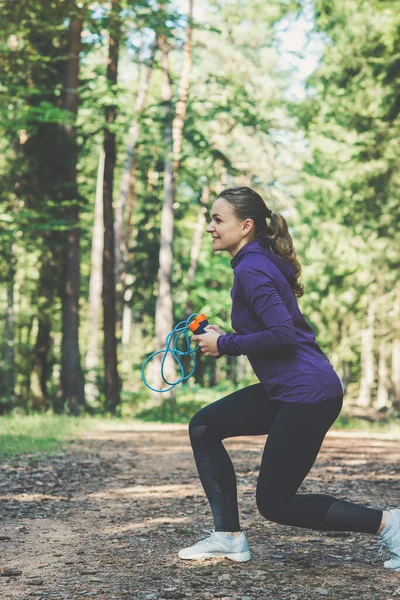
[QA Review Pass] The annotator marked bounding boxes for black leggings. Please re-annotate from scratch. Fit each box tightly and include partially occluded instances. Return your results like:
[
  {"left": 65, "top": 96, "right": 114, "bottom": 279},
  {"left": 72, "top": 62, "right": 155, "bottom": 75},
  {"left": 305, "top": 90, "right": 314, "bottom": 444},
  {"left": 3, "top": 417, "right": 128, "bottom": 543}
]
[{"left": 189, "top": 384, "right": 382, "bottom": 534}]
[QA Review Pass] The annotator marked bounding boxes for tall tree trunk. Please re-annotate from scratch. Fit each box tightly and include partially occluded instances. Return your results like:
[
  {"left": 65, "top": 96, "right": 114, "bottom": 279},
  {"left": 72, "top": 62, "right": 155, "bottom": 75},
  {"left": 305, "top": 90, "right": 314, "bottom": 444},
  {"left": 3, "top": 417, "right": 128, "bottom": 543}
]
[
  {"left": 391, "top": 281, "right": 400, "bottom": 407},
  {"left": 60, "top": 14, "right": 85, "bottom": 415},
  {"left": 357, "top": 304, "right": 375, "bottom": 407},
  {"left": 114, "top": 37, "right": 157, "bottom": 279},
  {"left": 122, "top": 159, "right": 138, "bottom": 270},
  {"left": 115, "top": 39, "right": 157, "bottom": 336},
  {"left": 376, "top": 336, "right": 390, "bottom": 410},
  {"left": 151, "top": 6, "right": 194, "bottom": 399},
  {"left": 214, "top": 355, "right": 223, "bottom": 385},
  {"left": 227, "top": 356, "right": 238, "bottom": 386},
  {"left": 120, "top": 160, "right": 138, "bottom": 346},
  {"left": 103, "top": 0, "right": 121, "bottom": 413},
  {"left": 1, "top": 241, "right": 16, "bottom": 412},
  {"left": 151, "top": 35, "right": 176, "bottom": 398},
  {"left": 172, "top": 0, "right": 193, "bottom": 173},
  {"left": 188, "top": 183, "right": 210, "bottom": 284},
  {"left": 85, "top": 150, "right": 105, "bottom": 403},
  {"left": 181, "top": 183, "right": 209, "bottom": 379},
  {"left": 32, "top": 254, "right": 55, "bottom": 410}
]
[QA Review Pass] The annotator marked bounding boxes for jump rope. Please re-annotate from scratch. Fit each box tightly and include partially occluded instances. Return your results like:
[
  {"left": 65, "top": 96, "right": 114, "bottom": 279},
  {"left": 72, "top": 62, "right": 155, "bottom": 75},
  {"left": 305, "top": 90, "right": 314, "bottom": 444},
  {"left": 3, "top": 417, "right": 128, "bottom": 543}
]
[{"left": 141, "top": 313, "right": 209, "bottom": 393}]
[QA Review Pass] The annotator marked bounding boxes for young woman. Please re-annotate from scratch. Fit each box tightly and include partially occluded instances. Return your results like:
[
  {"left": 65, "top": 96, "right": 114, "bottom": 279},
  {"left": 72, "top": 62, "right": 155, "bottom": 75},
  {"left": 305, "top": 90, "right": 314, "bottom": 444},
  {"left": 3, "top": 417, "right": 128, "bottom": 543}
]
[{"left": 178, "top": 186, "right": 399, "bottom": 569}]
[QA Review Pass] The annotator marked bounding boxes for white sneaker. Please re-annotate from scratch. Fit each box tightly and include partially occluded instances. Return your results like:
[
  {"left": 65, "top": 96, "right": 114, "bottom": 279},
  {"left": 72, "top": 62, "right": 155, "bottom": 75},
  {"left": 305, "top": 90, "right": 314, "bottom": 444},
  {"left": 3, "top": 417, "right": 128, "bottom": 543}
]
[
  {"left": 380, "top": 509, "right": 400, "bottom": 571},
  {"left": 178, "top": 530, "right": 251, "bottom": 562}
]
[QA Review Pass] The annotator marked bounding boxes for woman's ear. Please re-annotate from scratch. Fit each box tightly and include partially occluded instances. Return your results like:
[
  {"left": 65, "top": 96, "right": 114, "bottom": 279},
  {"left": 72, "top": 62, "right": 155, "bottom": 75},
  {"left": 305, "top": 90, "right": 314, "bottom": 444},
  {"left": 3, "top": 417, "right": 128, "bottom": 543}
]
[{"left": 243, "top": 218, "right": 255, "bottom": 236}]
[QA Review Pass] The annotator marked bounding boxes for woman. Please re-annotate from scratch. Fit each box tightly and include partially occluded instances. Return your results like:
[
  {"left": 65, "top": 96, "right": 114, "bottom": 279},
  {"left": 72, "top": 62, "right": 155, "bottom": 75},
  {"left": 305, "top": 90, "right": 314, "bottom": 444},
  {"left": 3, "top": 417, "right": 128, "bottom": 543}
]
[{"left": 178, "top": 186, "right": 399, "bottom": 569}]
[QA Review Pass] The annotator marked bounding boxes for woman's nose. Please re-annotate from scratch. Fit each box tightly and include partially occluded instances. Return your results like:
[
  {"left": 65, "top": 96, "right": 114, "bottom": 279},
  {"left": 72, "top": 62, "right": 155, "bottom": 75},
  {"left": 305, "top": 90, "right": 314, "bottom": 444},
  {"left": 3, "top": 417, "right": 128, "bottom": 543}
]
[{"left": 206, "top": 223, "right": 213, "bottom": 232}]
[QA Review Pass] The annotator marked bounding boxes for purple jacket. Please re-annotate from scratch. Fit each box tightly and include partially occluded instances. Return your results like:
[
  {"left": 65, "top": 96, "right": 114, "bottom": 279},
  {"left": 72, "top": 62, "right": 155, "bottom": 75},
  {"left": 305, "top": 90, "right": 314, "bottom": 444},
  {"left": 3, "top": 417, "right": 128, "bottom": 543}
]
[{"left": 216, "top": 239, "right": 343, "bottom": 404}]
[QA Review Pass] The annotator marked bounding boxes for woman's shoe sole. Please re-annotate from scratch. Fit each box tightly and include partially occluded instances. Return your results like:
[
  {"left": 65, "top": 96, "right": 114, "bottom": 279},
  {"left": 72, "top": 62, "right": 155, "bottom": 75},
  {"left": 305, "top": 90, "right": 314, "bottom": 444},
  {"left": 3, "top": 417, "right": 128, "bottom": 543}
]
[{"left": 178, "top": 550, "right": 251, "bottom": 562}]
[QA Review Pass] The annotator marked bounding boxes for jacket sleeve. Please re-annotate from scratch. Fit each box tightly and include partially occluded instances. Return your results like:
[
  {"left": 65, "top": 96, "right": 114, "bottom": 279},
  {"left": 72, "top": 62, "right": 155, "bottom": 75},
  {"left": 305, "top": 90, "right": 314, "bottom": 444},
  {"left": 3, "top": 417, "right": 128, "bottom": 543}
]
[{"left": 217, "top": 268, "right": 297, "bottom": 357}]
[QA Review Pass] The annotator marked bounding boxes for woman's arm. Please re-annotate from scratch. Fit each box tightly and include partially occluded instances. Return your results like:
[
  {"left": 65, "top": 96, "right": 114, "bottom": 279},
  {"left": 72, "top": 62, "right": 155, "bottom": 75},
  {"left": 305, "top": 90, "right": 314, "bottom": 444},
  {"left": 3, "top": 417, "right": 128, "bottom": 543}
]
[{"left": 217, "top": 268, "right": 297, "bottom": 357}]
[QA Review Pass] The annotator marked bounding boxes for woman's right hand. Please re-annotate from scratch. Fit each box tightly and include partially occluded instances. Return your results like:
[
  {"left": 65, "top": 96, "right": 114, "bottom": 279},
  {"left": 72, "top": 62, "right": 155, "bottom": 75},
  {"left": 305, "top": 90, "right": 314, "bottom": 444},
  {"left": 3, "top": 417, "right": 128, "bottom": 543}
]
[{"left": 205, "top": 324, "right": 225, "bottom": 335}]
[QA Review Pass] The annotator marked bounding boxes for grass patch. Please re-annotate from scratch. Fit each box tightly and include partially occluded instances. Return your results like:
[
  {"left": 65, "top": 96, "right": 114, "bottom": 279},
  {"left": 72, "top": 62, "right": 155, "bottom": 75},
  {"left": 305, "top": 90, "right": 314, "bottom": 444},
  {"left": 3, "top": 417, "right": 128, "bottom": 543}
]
[
  {"left": 333, "top": 412, "right": 400, "bottom": 435},
  {"left": 0, "top": 414, "right": 95, "bottom": 458},
  {"left": 136, "top": 398, "right": 205, "bottom": 423},
  {"left": 132, "top": 382, "right": 236, "bottom": 423}
]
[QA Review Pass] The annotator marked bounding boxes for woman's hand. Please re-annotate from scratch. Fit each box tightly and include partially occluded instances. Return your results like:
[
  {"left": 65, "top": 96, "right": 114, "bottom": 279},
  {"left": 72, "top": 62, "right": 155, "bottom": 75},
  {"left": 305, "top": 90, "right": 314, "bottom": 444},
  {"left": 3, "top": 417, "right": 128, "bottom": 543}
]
[
  {"left": 192, "top": 325, "right": 224, "bottom": 358},
  {"left": 205, "top": 324, "right": 225, "bottom": 335}
]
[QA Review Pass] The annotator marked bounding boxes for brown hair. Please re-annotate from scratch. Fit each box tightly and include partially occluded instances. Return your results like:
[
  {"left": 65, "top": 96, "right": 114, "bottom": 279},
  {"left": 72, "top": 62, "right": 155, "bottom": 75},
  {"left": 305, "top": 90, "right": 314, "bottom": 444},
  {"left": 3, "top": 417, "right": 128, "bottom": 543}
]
[{"left": 218, "top": 186, "right": 304, "bottom": 297}]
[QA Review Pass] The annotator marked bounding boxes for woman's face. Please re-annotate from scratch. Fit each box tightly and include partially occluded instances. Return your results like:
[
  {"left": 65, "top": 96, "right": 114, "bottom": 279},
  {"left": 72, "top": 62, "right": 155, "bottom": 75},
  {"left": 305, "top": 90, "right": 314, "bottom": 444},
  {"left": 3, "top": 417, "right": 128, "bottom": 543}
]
[{"left": 205, "top": 198, "right": 254, "bottom": 257}]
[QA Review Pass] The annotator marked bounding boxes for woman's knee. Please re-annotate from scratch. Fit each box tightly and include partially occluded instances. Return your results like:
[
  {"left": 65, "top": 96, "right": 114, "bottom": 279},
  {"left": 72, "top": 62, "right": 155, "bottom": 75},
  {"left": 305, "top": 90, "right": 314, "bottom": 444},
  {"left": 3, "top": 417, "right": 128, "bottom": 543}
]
[
  {"left": 188, "top": 409, "right": 211, "bottom": 444},
  {"left": 256, "top": 489, "right": 285, "bottom": 523}
]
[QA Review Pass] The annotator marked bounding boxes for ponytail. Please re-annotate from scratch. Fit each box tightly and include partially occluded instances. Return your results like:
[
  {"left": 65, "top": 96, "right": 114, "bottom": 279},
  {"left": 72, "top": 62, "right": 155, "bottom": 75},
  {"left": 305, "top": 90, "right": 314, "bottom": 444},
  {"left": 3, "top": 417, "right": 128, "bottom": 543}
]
[{"left": 259, "top": 211, "right": 304, "bottom": 298}]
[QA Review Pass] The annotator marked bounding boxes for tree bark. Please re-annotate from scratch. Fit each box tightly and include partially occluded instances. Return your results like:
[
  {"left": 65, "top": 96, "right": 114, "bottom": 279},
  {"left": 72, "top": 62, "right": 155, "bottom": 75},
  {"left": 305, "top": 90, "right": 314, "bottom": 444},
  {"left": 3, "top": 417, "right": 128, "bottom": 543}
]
[
  {"left": 120, "top": 161, "right": 138, "bottom": 346},
  {"left": 1, "top": 242, "right": 16, "bottom": 413},
  {"left": 181, "top": 184, "right": 209, "bottom": 379},
  {"left": 151, "top": 34, "right": 176, "bottom": 398},
  {"left": 376, "top": 336, "right": 390, "bottom": 410},
  {"left": 115, "top": 39, "right": 157, "bottom": 336},
  {"left": 60, "top": 14, "right": 85, "bottom": 415},
  {"left": 103, "top": 0, "right": 121, "bottom": 413},
  {"left": 357, "top": 304, "right": 375, "bottom": 407},
  {"left": 391, "top": 281, "right": 400, "bottom": 407},
  {"left": 188, "top": 183, "right": 210, "bottom": 284},
  {"left": 122, "top": 159, "right": 138, "bottom": 267},
  {"left": 151, "top": 5, "right": 194, "bottom": 399},
  {"left": 114, "top": 37, "right": 157, "bottom": 279},
  {"left": 172, "top": 0, "right": 193, "bottom": 173},
  {"left": 33, "top": 254, "right": 55, "bottom": 410},
  {"left": 85, "top": 149, "right": 105, "bottom": 403}
]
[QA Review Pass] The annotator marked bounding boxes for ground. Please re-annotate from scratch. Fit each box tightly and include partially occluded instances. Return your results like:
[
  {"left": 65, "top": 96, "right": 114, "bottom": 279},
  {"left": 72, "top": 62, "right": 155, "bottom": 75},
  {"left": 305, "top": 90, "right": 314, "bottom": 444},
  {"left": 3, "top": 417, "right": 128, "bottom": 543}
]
[{"left": 1, "top": 422, "right": 400, "bottom": 600}]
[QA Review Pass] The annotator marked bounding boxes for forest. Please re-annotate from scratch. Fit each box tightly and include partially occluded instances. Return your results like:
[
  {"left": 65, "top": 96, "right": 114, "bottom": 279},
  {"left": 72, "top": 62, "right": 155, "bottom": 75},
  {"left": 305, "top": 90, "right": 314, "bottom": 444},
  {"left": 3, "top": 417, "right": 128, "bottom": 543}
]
[{"left": 1, "top": 0, "right": 399, "bottom": 419}]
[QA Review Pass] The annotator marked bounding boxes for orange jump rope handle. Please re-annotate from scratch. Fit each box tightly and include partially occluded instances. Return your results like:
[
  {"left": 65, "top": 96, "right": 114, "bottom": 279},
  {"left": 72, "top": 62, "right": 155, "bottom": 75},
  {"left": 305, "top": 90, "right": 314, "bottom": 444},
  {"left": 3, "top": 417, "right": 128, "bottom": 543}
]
[{"left": 188, "top": 314, "right": 209, "bottom": 334}]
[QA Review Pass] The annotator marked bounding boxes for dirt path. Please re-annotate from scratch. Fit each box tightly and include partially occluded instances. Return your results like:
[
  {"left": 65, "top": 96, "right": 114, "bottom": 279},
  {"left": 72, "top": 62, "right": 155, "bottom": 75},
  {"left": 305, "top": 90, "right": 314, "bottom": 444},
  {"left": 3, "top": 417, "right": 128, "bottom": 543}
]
[{"left": 1, "top": 423, "right": 400, "bottom": 600}]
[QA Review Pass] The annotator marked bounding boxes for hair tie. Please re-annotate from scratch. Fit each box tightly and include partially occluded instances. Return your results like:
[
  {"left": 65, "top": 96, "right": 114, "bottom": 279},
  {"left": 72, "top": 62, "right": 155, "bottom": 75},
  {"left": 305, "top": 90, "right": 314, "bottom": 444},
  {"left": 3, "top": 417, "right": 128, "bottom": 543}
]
[{"left": 266, "top": 209, "right": 272, "bottom": 218}]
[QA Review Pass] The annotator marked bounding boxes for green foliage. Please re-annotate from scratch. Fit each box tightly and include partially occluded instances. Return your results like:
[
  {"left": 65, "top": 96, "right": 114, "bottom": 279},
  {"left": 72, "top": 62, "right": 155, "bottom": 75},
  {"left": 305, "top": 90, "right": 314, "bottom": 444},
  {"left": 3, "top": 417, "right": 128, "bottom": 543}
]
[
  {"left": 290, "top": 0, "right": 400, "bottom": 395},
  {"left": 1, "top": 0, "right": 399, "bottom": 417}
]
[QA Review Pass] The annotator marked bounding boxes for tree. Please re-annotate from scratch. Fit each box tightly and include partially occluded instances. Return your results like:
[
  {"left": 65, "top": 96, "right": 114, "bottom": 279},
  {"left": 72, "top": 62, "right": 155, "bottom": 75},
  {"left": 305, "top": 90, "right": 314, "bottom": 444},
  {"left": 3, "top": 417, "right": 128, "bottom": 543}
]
[
  {"left": 103, "top": 0, "right": 121, "bottom": 413},
  {"left": 294, "top": 0, "right": 400, "bottom": 407},
  {"left": 60, "top": 11, "right": 86, "bottom": 415}
]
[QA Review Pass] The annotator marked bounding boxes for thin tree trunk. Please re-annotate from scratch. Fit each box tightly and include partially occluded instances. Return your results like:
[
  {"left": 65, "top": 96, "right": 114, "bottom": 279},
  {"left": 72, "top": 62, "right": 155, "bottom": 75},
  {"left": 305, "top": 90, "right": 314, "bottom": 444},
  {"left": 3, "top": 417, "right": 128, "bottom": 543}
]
[
  {"left": 181, "top": 183, "right": 209, "bottom": 378},
  {"left": 123, "top": 160, "right": 138, "bottom": 266},
  {"left": 391, "top": 281, "right": 400, "bottom": 406},
  {"left": 33, "top": 255, "right": 55, "bottom": 410},
  {"left": 147, "top": 164, "right": 156, "bottom": 193},
  {"left": 338, "top": 321, "right": 349, "bottom": 394},
  {"left": 392, "top": 338, "right": 400, "bottom": 407},
  {"left": 188, "top": 184, "right": 210, "bottom": 283},
  {"left": 114, "top": 37, "right": 157, "bottom": 278},
  {"left": 117, "top": 58, "right": 150, "bottom": 333},
  {"left": 151, "top": 5, "right": 194, "bottom": 399},
  {"left": 121, "top": 298, "right": 133, "bottom": 346},
  {"left": 357, "top": 304, "right": 375, "bottom": 407},
  {"left": 151, "top": 35, "right": 176, "bottom": 398},
  {"left": 172, "top": 0, "right": 193, "bottom": 173},
  {"left": 215, "top": 355, "right": 222, "bottom": 385},
  {"left": 227, "top": 356, "right": 238, "bottom": 386},
  {"left": 1, "top": 242, "right": 16, "bottom": 412},
  {"left": 60, "top": 14, "right": 85, "bottom": 415},
  {"left": 120, "top": 164, "right": 138, "bottom": 346},
  {"left": 103, "top": 0, "right": 121, "bottom": 413},
  {"left": 376, "top": 336, "right": 390, "bottom": 410},
  {"left": 85, "top": 150, "right": 105, "bottom": 402}
]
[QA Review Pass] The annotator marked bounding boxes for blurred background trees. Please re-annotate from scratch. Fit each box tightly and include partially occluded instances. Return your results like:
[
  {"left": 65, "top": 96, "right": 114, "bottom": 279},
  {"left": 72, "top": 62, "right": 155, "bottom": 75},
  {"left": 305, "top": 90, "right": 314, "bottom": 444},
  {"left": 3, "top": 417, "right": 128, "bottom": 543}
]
[{"left": 0, "top": 0, "right": 398, "bottom": 417}]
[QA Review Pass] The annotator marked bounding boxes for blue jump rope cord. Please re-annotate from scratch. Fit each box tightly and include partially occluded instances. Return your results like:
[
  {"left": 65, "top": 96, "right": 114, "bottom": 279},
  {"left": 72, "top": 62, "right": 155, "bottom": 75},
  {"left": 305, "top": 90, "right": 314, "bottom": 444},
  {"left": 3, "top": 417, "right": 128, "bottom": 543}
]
[{"left": 141, "top": 313, "right": 205, "bottom": 393}]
